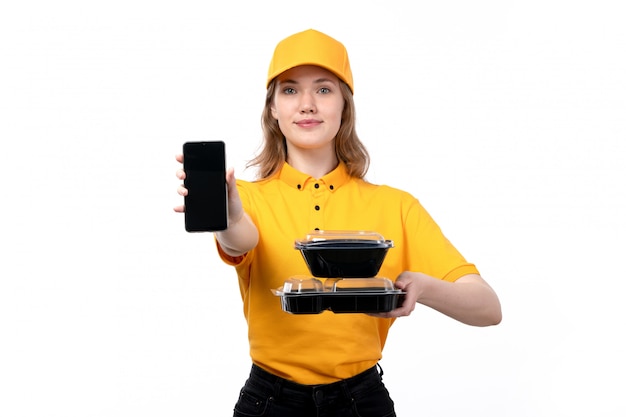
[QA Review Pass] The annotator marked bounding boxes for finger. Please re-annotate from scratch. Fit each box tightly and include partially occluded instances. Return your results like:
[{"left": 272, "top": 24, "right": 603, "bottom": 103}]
[
  {"left": 225, "top": 168, "right": 241, "bottom": 198},
  {"left": 177, "top": 185, "right": 188, "bottom": 196},
  {"left": 175, "top": 154, "right": 183, "bottom": 163},
  {"left": 173, "top": 205, "right": 185, "bottom": 213},
  {"left": 393, "top": 279, "right": 408, "bottom": 291},
  {"left": 225, "top": 167, "right": 236, "bottom": 184},
  {"left": 176, "top": 169, "right": 186, "bottom": 180}
]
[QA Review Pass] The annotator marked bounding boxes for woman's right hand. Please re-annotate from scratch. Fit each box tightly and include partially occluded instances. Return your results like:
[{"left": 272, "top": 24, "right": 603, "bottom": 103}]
[
  {"left": 174, "top": 154, "right": 250, "bottom": 245},
  {"left": 223, "top": 166, "right": 245, "bottom": 226},
  {"left": 174, "top": 153, "right": 187, "bottom": 213},
  {"left": 173, "top": 154, "right": 246, "bottom": 231}
]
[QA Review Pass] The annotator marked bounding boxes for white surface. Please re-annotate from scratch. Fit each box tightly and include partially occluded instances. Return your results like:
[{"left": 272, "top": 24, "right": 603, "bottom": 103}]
[{"left": 1, "top": 1, "right": 624, "bottom": 416}]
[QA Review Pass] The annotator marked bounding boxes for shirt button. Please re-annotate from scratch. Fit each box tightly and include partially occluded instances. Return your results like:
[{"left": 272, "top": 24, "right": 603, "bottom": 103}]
[
  {"left": 315, "top": 390, "right": 324, "bottom": 402},
  {"left": 329, "top": 185, "right": 334, "bottom": 190},
  {"left": 297, "top": 184, "right": 301, "bottom": 189},
  {"left": 314, "top": 183, "right": 320, "bottom": 189},
  {"left": 314, "top": 205, "right": 320, "bottom": 211}
]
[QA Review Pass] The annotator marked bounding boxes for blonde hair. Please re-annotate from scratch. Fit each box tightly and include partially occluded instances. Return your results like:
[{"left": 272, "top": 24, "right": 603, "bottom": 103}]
[{"left": 247, "top": 80, "right": 370, "bottom": 179}]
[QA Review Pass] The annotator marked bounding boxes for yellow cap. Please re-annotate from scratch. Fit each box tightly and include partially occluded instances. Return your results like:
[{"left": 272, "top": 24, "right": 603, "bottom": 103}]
[{"left": 267, "top": 29, "right": 354, "bottom": 93}]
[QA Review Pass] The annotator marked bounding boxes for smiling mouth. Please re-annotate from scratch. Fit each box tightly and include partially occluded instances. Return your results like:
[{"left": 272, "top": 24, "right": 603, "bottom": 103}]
[{"left": 296, "top": 119, "right": 322, "bottom": 127}]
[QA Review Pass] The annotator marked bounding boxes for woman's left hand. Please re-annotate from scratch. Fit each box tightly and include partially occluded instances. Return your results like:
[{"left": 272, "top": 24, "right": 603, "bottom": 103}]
[
  {"left": 370, "top": 271, "right": 502, "bottom": 326},
  {"left": 369, "top": 271, "right": 422, "bottom": 318}
]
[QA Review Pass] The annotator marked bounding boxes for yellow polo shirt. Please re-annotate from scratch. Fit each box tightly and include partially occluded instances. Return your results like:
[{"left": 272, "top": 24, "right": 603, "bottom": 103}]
[{"left": 217, "top": 162, "right": 478, "bottom": 384}]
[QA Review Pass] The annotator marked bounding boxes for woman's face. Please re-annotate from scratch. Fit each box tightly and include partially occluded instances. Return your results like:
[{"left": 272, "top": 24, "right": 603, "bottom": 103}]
[{"left": 271, "top": 65, "right": 344, "bottom": 155}]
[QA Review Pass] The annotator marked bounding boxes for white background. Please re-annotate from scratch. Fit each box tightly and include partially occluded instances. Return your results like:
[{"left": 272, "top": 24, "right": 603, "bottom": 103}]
[{"left": 1, "top": 1, "right": 625, "bottom": 416}]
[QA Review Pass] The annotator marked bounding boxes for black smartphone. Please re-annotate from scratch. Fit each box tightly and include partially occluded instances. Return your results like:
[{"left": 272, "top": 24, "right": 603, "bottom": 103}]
[{"left": 182, "top": 141, "right": 228, "bottom": 232}]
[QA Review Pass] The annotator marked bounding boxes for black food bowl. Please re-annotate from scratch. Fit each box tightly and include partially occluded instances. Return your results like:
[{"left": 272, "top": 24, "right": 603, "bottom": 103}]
[
  {"left": 272, "top": 277, "right": 405, "bottom": 314},
  {"left": 295, "top": 231, "right": 393, "bottom": 278}
]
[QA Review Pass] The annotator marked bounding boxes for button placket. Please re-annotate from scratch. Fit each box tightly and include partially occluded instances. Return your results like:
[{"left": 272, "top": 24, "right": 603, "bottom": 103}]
[{"left": 310, "top": 182, "right": 325, "bottom": 230}]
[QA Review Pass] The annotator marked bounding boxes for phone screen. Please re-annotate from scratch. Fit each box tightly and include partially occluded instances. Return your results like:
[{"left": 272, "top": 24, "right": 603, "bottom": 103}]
[{"left": 183, "top": 141, "right": 228, "bottom": 232}]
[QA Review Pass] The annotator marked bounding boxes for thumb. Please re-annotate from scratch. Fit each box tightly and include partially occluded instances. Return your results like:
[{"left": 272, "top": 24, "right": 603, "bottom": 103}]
[{"left": 393, "top": 272, "right": 413, "bottom": 290}]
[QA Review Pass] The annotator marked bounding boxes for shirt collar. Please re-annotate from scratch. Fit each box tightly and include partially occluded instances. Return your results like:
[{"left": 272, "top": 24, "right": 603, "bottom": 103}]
[{"left": 277, "top": 161, "right": 351, "bottom": 192}]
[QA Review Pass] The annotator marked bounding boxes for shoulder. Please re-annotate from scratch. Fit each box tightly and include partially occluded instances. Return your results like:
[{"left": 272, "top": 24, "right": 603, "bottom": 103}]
[
  {"left": 343, "top": 179, "right": 426, "bottom": 220},
  {"left": 355, "top": 178, "right": 418, "bottom": 202}
]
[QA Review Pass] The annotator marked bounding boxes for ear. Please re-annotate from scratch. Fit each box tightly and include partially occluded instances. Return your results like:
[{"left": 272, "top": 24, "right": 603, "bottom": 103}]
[{"left": 270, "top": 105, "right": 278, "bottom": 120}]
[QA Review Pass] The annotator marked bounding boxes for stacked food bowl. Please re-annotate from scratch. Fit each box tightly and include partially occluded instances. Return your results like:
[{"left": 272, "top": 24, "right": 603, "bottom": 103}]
[{"left": 272, "top": 231, "right": 405, "bottom": 314}]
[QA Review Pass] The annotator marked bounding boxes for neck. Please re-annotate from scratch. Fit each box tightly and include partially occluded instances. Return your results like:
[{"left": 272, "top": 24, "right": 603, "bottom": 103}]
[{"left": 286, "top": 146, "right": 338, "bottom": 179}]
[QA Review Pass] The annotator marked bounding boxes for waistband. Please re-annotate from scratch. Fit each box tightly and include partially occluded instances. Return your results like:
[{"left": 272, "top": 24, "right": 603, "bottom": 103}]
[{"left": 249, "top": 363, "right": 383, "bottom": 404}]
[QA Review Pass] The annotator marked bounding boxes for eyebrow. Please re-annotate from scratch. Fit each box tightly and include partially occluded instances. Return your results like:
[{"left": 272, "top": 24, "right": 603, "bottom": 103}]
[{"left": 280, "top": 77, "right": 338, "bottom": 85}]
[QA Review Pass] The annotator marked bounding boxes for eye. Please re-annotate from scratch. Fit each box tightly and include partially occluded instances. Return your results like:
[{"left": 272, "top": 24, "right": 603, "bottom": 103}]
[
  {"left": 318, "top": 87, "right": 331, "bottom": 94},
  {"left": 282, "top": 87, "right": 296, "bottom": 94}
]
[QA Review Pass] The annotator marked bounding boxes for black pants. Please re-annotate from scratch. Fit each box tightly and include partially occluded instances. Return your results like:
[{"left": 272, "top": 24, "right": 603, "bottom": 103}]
[{"left": 233, "top": 363, "right": 396, "bottom": 417}]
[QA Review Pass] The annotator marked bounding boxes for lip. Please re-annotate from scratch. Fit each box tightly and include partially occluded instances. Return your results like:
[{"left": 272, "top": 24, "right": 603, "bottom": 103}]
[{"left": 295, "top": 119, "right": 322, "bottom": 128}]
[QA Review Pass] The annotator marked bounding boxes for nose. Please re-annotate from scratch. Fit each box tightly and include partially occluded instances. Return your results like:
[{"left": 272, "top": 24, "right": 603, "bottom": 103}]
[{"left": 299, "top": 92, "right": 316, "bottom": 113}]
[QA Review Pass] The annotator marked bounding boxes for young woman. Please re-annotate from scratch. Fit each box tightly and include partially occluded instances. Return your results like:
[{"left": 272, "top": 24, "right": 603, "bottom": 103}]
[{"left": 175, "top": 28, "right": 502, "bottom": 417}]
